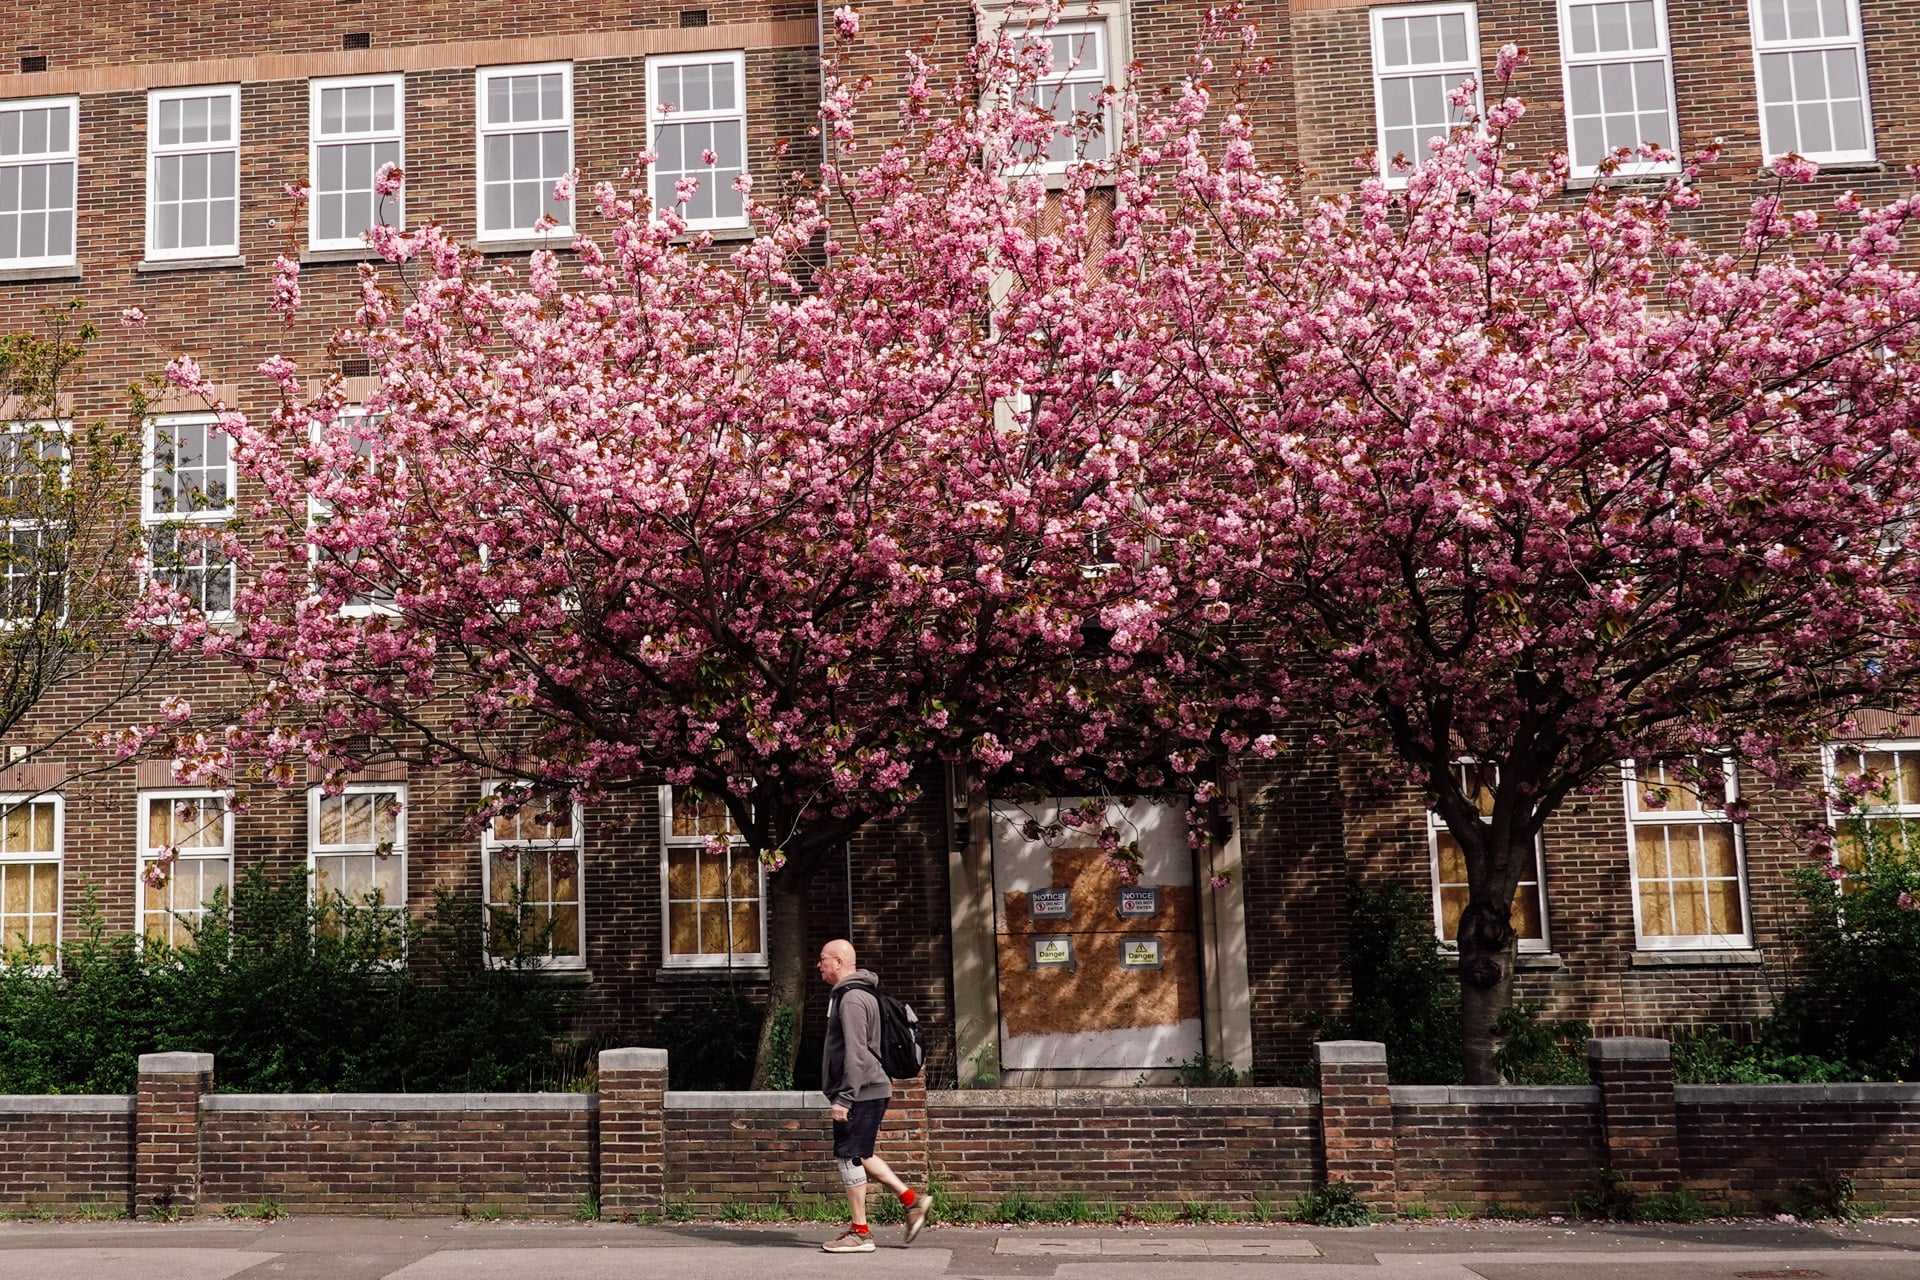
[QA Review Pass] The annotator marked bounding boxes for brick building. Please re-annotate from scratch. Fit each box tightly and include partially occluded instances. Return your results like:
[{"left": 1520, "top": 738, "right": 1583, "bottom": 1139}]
[{"left": 0, "top": 0, "right": 1915, "bottom": 1088}]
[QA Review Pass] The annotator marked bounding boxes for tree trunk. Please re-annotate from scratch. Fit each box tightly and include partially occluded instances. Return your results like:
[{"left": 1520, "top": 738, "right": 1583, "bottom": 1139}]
[
  {"left": 750, "top": 867, "right": 814, "bottom": 1090},
  {"left": 1457, "top": 902, "right": 1518, "bottom": 1084}
]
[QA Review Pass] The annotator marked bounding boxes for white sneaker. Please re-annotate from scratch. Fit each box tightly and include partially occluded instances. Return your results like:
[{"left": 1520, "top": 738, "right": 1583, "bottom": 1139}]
[
  {"left": 903, "top": 1198, "right": 930, "bottom": 1244},
  {"left": 822, "top": 1229, "right": 876, "bottom": 1253}
]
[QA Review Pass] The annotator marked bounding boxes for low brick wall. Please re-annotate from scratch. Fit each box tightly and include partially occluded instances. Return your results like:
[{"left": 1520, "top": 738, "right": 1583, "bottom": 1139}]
[
  {"left": 200, "top": 1093, "right": 596, "bottom": 1216},
  {"left": 927, "top": 1087, "right": 1319, "bottom": 1204},
  {"left": 0, "top": 1096, "right": 133, "bottom": 1211},
  {"left": 1677, "top": 1084, "right": 1920, "bottom": 1212},
  {"left": 665, "top": 1091, "right": 841, "bottom": 1208},
  {"left": 13, "top": 1043, "right": 1920, "bottom": 1219},
  {"left": 1391, "top": 1086, "right": 1603, "bottom": 1209}
]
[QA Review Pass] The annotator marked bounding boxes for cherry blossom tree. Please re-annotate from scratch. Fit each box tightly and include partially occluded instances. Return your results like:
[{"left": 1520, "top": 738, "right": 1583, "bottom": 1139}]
[
  {"left": 1165, "top": 50, "right": 1920, "bottom": 1082},
  {"left": 135, "top": 16, "right": 1247, "bottom": 1085}
]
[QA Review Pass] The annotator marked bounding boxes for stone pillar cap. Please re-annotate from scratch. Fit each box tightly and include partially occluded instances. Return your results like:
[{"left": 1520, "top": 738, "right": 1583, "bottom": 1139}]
[
  {"left": 599, "top": 1047, "right": 669, "bottom": 1072},
  {"left": 1588, "top": 1037, "right": 1671, "bottom": 1061},
  {"left": 1313, "top": 1040, "right": 1389, "bottom": 1065},
  {"left": 139, "top": 1051, "right": 214, "bottom": 1074}
]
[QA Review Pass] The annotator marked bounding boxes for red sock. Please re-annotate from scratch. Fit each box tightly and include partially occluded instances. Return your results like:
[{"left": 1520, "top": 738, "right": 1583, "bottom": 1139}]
[
  {"left": 900, "top": 1189, "right": 917, "bottom": 1208},
  {"left": 852, "top": 1223, "right": 870, "bottom": 1235}
]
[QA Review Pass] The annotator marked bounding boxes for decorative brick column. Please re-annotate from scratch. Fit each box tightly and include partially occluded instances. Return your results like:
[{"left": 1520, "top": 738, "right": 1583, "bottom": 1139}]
[
  {"left": 1314, "top": 1040, "right": 1396, "bottom": 1205},
  {"left": 1588, "top": 1037, "right": 1679, "bottom": 1195},
  {"left": 598, "top": 1047, "right": 668, "bottom": 1220},
  {"left": 134, "top": 1051, "right": 212, "bottom": 1218}
]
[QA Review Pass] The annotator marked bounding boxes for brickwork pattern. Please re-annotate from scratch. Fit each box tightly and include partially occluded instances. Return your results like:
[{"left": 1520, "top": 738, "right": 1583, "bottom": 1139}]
[
  {"left": 1677, "top": 1088, "right": 1920, "bottom": 1212},
  {"left": 1589, "top": 1039, "right": 1681, "bottom": 1194},
  {"left": 0, "top": 1101, "right": 132, "bottom": 1212},
  {"left": 1392, "top": 1091, "right": 1602, "bottom": 1209},
  {"left": 1315, "top": 1043, "right": 1396, "bottom": 1202},
  {"left": 201, "top": 1100, "right": 594, "bottom": 1216},
  {"left": 925, "top": 1088, "right": 1317, "bottom": 1202}
]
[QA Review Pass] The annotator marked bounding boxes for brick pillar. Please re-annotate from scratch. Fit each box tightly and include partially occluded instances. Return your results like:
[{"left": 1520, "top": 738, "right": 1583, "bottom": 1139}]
[
  {"left": 1588, "top": 1037, "right": 1679, "bottom": 1195},
  {"left": 134, "top": 1051, "right": 212, "bottom": 1218},
  {"left": 1314, "top": 1040, "right": 1396, "bottom": 1206},
  {"left": 598, "top": 1047, "right": 668, "bottom": 1221}
]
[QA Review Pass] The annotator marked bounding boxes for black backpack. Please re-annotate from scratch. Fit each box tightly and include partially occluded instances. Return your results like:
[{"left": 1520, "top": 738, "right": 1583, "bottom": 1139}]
[{"left": 839, "top": 980, "right": 926, "bottom": 1080}]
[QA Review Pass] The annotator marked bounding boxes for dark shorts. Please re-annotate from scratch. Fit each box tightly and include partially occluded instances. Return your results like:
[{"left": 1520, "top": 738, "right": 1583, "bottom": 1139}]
[{"left": 833, "top": 1097, "right": 889, "bottom": 1160}]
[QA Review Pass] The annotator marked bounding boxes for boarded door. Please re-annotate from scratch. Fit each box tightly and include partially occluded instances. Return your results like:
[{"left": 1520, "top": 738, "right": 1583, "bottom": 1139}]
[{"left": 989, "top": 797, "right": 1204, "bottom": 1073}]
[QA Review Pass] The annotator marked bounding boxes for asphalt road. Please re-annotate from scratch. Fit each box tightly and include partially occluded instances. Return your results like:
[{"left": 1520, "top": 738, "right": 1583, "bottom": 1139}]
[{"left": 2, "top": 1218, "right": 1918, "bottom": 1280}]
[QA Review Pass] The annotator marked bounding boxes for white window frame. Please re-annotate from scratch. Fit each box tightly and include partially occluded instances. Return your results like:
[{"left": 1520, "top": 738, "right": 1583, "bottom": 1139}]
[
  {"left": 479, "top": 781, "right": 586, "bottom": 969},
  {"left": 0, "top": 792, "right": 62, "bottom": 969},
  {"left": 1025, "top": 18, "right": 1116, "bottom": 173},
  {"left": 1822, "top": 739, "right": 1920, "bottom": 871},
  {"left": 141, "top": 414, "right": 237, "bottom": 622},
  {"left": 145, "top": 84, "right": 241, "bottom": 261},
  {"left": 308, "top": 782, "right": 408, "bottom": 955},
  {"left": 660, "top": 784, "right": 768, "bottom": 968},
  {"left": 1426, "top": 761, "right": 1551, "bottom": 954},
  {"left": 1370, "top": 3, "right": 1482, "bottom": 187},
  {"left": 0, "top": 419, "right": 70, "bottom": 629},
  {"left": 474, "top": 62, "right": 573, "bottom": 243},
  {"left": 308, "top": 73, "right": 405, "bottom": 251},
  {"left": 1557, "top": 0, "right": 1681, "bottom": 179},
  {"left": 645, "top": 50, "right": 750, "bottom": 232},
  {"left": 0, "top": 95, "right": 78, "bottom": 269},
  {"left": 136, "top": 789, "right": 233, "bottom": 950},
  {"left": 307, "top": 408, "right": 396, "bottom": 617},
  {"left": 1749, "top": 0, "right": 1875, "bottom": 166},
  {"left": 1623, "top": 758, "right": 1752, "bottom": 950}
]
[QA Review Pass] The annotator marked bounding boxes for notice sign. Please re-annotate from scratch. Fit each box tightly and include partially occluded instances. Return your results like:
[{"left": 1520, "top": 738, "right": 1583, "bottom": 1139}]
[
  {"left": 1117, "top": 886, "right": 1160, "bottom": 918},
  {"left": 1120, "top": 938, "right": 1164, "bottom": 969},
  {"left": 1030, "top": 887, "right": 1071, "bottom": 919},
  {"left": 1031, "top": 936, "right": 1074, "bottom": 968}
]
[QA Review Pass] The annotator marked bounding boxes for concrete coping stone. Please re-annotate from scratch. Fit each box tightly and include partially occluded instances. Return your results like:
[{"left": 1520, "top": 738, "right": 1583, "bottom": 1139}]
[
  {"left": 139, "top": 1051, "right": 214, "bottom": 1074},
  {"left": 1313, "top": 1040, "right": 1389, "bottom": 1065},
  {"left": 598, "top": 1047, "right": 669, "bottom": 1073},
  {"left": 666, "top": 1090, "right": 820, "bottom": 1110},
  {"left": 928, "top": 1087, "right": 1317, "bottom": 1109},
  {"left": 0, "top": 1094, "right": 135, "bottom": 1114},
  {"left": 1587, "top": 1037, "right": 1671, "bottom": 1061},
  {"left": 1392, "top": 1085, "right": 1600, "bottom": 1106},
  {"left": 203, "top": 1092, "right": 594, "bottom": 1113},
  {"left": 1675, "top": 1083, "right": 1920, "bottom": 1104}
]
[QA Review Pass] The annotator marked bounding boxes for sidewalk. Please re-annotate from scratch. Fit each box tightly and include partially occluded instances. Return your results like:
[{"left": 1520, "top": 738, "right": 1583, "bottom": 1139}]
[{"left": 2, "top": 1217, "right": 1920, "bottom": 1280}]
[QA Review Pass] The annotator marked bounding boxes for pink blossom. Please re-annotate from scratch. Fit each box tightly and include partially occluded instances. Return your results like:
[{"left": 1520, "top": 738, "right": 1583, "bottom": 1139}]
[
  {"left": 119, "top": 306, "right": 148, "bottom": 329},
  {"left": 374, "top": 163, "right": 404, "bottom": 197},
  {"left": 833, "top": 5, "right": 860, "bottom": 39},
  {"left": 1899, "top": 891, "right": 1917, "bottom": 911}
]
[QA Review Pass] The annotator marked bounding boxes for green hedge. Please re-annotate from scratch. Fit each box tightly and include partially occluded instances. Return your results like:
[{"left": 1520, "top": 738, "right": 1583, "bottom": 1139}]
[{"left": 0, "top": 866, "right": 580, "bottom": 1094}]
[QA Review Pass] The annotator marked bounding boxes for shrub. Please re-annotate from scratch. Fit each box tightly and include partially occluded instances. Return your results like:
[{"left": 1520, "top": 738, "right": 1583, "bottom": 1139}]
[
  {"left": 0, "top": 867, "right": 577, "bottom": 1093},
  {"left": 1492, "top": 1003, "right": 1590, "bottom": 1085},
  {"left": 1762, "top": 812, "right": 1920, "bottom": 1081},
  {"left": 1303, "top": 881, "right": 1463, "bottom": 1084}
]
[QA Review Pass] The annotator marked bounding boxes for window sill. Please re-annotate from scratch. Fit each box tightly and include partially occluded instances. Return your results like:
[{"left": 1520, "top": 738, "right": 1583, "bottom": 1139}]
[
  {"left": 0, "top": 263, "right": 82, "bottom": 284},
  {"left": 137, "top": 255, "right": 247, "bottom": 274},
  {"left": 484, "top": 960, "right": 591, "bottom": 981},
  {"left": 657, "top": 961, "right": 770, "bottom": 979},
  {"left": 1562, "top": 170, "right": 1682, "bottom": 193},
  {"left": 676, "top": 224, "right": 757, "bottom": 244},
  {"left": 1764, "top": 159, "right": 1881, "bottom": 176},
  {"left": 1515, "top": 952, "right": 1565, "bottom": 971},
  {"left": 473, "top": 235, "right": 575, "bottom": 255},
  {"left": 300, "top": 246, "right": 387, "bottom": 265},
  {"left": 1629, "top": 949, "right": 1762, "bottom": 969}
]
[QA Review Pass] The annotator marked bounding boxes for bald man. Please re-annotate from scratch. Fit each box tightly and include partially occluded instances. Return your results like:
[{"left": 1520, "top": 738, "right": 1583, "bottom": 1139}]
[{"left": 816, "top": 938, "right": 929, "bottom": 1252}]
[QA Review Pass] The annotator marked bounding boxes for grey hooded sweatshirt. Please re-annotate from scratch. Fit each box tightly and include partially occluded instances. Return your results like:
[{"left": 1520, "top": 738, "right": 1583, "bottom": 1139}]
[{"left": 822, "top": 968, "right": 893, "bottom": 1107}]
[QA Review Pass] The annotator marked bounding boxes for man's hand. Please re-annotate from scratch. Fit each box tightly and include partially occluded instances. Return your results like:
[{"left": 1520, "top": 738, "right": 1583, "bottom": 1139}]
[{"left": 830, "top": 1103, "right": 850, "bottom": 1121}]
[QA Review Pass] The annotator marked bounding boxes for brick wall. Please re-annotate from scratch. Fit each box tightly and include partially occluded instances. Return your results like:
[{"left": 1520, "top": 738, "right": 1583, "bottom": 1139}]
[
  {"left": 0, "top": 1096, "right": 133, "bottom": 1211},
  {"left": 199, "top": 1095, "right": 595, "bottom": 1216},
  {"left": 9, "top": 1041, "right": 1920, "bottom": 1217},
  {"left": 1392, "top": 1086, "right": 1602, "bottom": 1209},
  {"left": 926, "top": 1087, "right": 1318, "bottom": 1202},
  {"left": 1678, "top": 1085, "right": 1920, "bottom": 1213}
]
